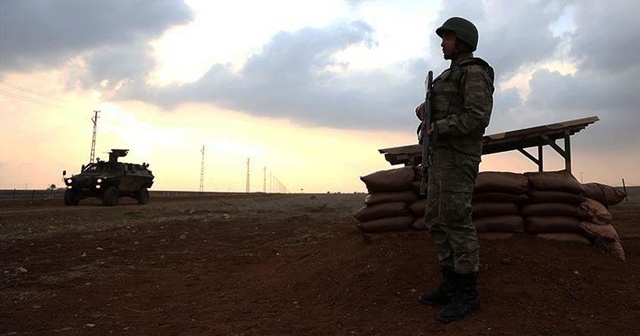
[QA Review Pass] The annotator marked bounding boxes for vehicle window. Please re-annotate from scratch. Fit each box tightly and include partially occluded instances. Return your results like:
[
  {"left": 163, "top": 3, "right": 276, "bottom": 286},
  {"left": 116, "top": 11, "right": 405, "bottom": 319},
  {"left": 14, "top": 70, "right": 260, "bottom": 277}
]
[{"left": 83, "top": 164, "right": 103, "bottom": 172}]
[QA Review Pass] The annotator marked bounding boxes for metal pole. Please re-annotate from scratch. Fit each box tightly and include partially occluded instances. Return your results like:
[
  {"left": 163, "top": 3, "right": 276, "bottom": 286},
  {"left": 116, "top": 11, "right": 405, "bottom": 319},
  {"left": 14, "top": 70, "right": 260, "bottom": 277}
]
[
  {"left": 199, "top": 145, "right": 205, "bottom": 192},
  {"left": 90, "top": 110, "right": 100, "bottom": 163}
]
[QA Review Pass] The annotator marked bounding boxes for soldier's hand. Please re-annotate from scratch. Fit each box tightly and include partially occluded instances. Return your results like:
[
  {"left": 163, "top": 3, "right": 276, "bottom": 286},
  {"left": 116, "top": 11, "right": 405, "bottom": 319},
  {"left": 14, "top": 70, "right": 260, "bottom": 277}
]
[
  {"left": 418, "top": 122, "right": 435, "bottom": 141},
  {"left": 427, "top": 122, "right": 435, "bottom": 136},
  {"left": 415, "top": 102, "right": 426, "bottom": 120}
]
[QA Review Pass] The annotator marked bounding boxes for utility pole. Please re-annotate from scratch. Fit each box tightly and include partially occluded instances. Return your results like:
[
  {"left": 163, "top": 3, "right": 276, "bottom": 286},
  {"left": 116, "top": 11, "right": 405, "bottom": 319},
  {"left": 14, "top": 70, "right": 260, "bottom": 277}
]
[
  {"left": 263, "top": 166, "right": 267, "bottom": 193},
  {"left": 199, "top": 145, "right": 205, "bottom": 192},
  {"left": 246, "top": 158, "right": 250, "bottom": 193},
  {"left": 89, "top": 110, "right": 100, "bottom": 163}
]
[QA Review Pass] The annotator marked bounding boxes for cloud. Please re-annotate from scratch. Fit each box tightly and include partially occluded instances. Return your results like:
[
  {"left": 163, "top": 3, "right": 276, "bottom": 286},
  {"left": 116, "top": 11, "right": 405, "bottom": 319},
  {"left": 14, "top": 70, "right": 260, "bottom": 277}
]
[
  {"left": 114, "top": 0, "right": 640, "bottom": 144},
  {"left": 3, "top": 0, "right": 639, "bottom": 150},
  {"left": 429, "top": 0, "right": 640, "bottom": 154},
  {"left": 513, "top": 1, "right": 640, "bottom": 151},
  {"left": 481, "top": 1, "right": 567, "bottom": 79},
  {"left": 488, "top": 87, "right": 523, "bottom": 132},
  {"left": 571, "top": 1, "right": 640, "bottom": 72},
  {"left": 123, "top": 20, "right": 427, "bottom": 131},
  {"left": 131, "top": 0, "right": 572, "bottom": 133},
  {"left": 523, "top": 66, "right": 640, "bottom": 150},
  {"left": 432, "top": 0, "right": 568, "bottom": 79},
  {"left": 0, "top": 0, "right": 192, "bottom": 75},
  {"left": 72, "top": 44, "right": 157, "bottom": 91}
]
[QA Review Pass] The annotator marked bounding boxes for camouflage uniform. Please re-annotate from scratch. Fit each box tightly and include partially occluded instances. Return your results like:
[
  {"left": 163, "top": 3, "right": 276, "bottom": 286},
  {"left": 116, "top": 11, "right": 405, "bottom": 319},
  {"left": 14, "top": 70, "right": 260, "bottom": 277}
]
[{"left": 425, "top": 53, "right": 495, "bottom": 274}]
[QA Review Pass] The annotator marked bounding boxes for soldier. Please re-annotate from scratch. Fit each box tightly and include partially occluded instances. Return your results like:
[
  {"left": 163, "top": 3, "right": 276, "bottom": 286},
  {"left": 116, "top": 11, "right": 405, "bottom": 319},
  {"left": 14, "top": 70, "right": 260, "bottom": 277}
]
[{"left": 415, "top": 17, "right": 494, "bottom": 323}]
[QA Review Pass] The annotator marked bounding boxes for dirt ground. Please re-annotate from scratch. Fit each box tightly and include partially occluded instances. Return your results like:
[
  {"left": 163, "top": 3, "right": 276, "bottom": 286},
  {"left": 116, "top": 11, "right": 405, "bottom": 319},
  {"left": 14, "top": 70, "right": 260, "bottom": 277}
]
[{"left": 1, "top": 192, "right": 639, "bottom": 336}]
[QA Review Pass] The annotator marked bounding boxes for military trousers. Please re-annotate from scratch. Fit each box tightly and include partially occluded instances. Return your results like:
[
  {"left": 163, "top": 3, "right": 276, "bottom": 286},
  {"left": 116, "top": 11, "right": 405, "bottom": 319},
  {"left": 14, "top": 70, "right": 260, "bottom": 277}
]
[{"left": 425, "top": 147, "right": 480, "bottom": 274}]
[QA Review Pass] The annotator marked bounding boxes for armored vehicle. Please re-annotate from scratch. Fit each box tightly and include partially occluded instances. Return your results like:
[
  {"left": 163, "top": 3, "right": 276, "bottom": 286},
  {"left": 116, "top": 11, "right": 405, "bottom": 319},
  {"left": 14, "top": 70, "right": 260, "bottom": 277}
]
[{"left": 63, "top": 149, "right": 154, "bottom": 206}]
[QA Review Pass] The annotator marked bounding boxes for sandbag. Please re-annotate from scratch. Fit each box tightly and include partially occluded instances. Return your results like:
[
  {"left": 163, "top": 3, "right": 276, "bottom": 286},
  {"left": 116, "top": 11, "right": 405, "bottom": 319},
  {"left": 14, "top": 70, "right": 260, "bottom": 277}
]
[
  {"left": 478, "top": 232, "right": 518, "bottom": 240},
  {"left": 472, "top": 192, "right": 529, "bottom": 204},
  {"left": 410, "top": 198, "right": 428, "bottom": 216},
  {"left": 579, "top": 198, "right": 613, "bottom": 225},
  {"left": 535, "top": 233, "right": 590, "bottom": 244},
  {"left": 357, "top": 215, "right": 414, "bottom": 233},
  {"left": 579, "top": 222, "right": 621, "bottom": 241},
  {"left": 364, "top": 190, "right": 418, "bottom": 205},
  {"left": 524, "top": 216, "right": 582, "bottom": 233},
  {"left": 525, "top": 170, "right": 583, "bottom": 194},
  {"left": 594, "top": 239, "right": 626, "bottom": 261},
  {"left": 412, "top": 181, "right": 423, "bottom": 195},
  {"left": 354, "top": 202, "right": 410, "bottom": 222},
  {"left": 474, "top": 171, "right": 529, "bottom": 194},
  {"left": 521, "top": 203, "right": 582, "bottom": 218},
  {"left": 581, "top": 183, "right": 627, "bottom": 206},
  {"left": 360, "top": 166, "right": 415, "bottom": 193},
  {"left": 412, "top": 216, "right": 428, "bottom": 231},
  {"left": 580, "top": 221, "right": 625, "bottom": 260},
  {"left": 472, "top": 215, "right": 525, "bottom": 233},
  {"left": 527, "top": 190, "right": 586, "bottom": 205},
  {"left": 472, "top": 202, "right": 520, "bottom": 218}
]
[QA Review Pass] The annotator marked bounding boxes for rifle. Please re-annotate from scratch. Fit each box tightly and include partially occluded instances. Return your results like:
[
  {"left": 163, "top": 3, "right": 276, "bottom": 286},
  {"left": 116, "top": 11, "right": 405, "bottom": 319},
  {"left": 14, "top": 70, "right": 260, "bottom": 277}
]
[{"left": 419, "top": 70, "right": 433, "bottom": 198}]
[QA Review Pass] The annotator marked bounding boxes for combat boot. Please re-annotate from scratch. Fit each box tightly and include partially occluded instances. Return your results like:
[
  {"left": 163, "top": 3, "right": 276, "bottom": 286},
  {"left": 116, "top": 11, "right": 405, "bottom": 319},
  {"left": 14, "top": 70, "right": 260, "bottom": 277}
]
[
  {"left": 437, "top": 272, "right": 480, "bottom": 323},
  {"left": 418, "top": 267, "right": 457, "bottom": 306}
]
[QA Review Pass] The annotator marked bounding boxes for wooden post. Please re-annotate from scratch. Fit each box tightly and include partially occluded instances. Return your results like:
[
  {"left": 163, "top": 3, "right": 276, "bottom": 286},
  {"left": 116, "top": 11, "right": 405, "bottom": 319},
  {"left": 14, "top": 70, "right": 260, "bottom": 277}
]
[
  {"left": 537, "top": 145, "right": 543, "bottom": 172},
  {"left": 564, "top": 130, "right": 572, "bottom": 173}
]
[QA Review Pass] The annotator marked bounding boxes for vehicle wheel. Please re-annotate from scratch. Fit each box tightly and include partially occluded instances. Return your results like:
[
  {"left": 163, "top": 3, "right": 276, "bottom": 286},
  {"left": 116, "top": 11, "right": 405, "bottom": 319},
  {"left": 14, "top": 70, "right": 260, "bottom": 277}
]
[
  {"left": 102, "top": 186, "right": 119, "bottom": 206},
  {"left": 64, "top": 189, "right": 78, "bottom": 206},
  {"left": 136, "top": 188, "right": 149, "bottom": 205}
]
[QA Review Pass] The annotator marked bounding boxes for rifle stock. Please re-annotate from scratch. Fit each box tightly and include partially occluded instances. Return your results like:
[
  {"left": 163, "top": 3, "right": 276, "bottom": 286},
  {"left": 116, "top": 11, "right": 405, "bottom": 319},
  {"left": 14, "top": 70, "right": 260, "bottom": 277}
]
[{"left": 419, "top": 70, "right": 433, "bottom": 198}]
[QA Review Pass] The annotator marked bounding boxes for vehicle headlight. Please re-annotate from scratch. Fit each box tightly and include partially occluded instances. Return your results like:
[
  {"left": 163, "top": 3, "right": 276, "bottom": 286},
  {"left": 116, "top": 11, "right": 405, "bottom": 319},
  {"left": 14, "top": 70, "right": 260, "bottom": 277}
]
[
  {"left": 97, "top": 178, "right": 102, "bottom": 183},
  {"left": 66, "top": 178, "right": 73, "bottom": 184},
  {"left": 96, "top": 185, "right": 101, "bottom": 189}
]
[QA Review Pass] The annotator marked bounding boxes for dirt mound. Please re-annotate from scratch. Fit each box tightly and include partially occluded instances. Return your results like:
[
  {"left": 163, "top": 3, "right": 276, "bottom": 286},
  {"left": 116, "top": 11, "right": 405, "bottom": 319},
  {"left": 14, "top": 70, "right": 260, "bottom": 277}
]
[{"left": 1, "top": 193, "right": 639, "bottom": 335}]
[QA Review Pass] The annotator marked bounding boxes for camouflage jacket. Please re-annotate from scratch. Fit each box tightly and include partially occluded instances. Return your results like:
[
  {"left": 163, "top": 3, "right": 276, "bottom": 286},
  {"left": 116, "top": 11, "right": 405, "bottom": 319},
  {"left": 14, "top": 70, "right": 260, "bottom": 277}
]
[{"left": 432, "top": 53, "right": 494, "bottom": 160}]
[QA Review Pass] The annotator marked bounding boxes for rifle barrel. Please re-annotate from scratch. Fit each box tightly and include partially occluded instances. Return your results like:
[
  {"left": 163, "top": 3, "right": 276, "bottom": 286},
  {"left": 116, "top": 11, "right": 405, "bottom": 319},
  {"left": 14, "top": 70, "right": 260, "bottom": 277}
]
[{"left": 419, "top": 70, "right": 433, "bottom": 198}]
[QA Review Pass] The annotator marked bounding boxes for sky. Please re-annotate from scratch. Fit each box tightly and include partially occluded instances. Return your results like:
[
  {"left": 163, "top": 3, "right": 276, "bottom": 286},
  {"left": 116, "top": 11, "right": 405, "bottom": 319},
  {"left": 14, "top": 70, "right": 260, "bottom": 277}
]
[{"left": 0, "top": 0, "right": 638, "bottom": 193}]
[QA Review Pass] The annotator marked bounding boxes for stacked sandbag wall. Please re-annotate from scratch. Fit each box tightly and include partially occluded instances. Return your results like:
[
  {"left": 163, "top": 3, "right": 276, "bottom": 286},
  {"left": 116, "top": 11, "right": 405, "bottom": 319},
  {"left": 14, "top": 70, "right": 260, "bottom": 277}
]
[
  {"left": 355, "top": 167, "right": 627, "bottom": 259},
  {"left": 521, "top": 171, "right": 590, "bottom": 244},
  {"left": 355, "top": 166, "right": 418, "bottom": 233},
  {"left": 472, "top": 172, "right": 529, "bottom": 238}
]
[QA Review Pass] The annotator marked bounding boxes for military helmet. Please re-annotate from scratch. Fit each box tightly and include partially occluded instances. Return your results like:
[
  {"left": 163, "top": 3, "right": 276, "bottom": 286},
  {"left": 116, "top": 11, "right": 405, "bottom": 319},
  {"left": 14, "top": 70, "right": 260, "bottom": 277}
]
[{"left": 435, "top": 17, "right": 478, "bottom": 51}]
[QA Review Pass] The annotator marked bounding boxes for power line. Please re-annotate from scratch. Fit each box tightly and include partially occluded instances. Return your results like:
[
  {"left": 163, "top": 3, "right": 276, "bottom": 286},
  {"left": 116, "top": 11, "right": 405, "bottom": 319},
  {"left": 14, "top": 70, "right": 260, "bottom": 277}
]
[
  {"left": 0, "top": 81, "right": 67, "bottom": 109},
  {"left": 0, "top": 81, "right": 65, "bottom": 101},
  {"left": 273, "top": 176, "right": 289, "bottom": 193},
  {"left": 0, "top": 88, "right": 66, "bottom": 109}
]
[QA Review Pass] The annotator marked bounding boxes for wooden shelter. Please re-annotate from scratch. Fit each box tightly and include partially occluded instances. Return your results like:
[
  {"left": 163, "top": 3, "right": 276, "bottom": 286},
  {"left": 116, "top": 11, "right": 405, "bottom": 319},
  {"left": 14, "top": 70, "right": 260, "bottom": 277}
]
[{"left": 378, "top": 116, "right": 599, "bottom": 173}]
